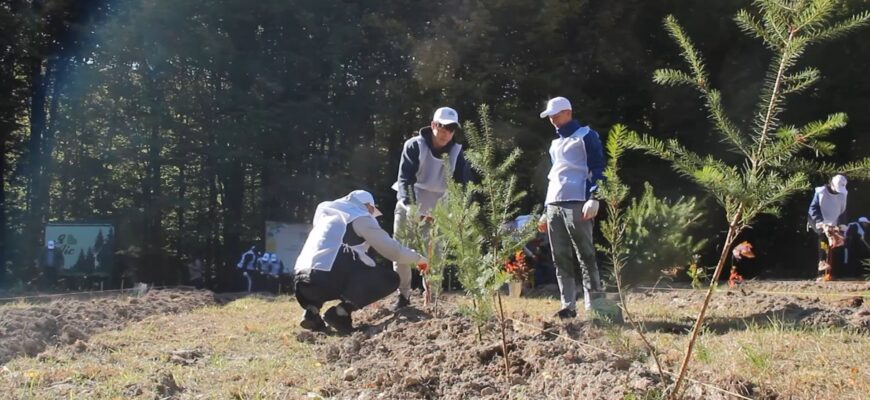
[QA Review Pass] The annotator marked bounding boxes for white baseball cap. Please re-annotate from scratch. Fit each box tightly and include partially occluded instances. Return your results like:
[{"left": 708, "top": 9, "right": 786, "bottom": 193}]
[
  {"left": 432, "top": 107, "right": 460, "bottom": 126},
  {"left": 47, "top": 240, "right": 55, "bottom": 250},
  {"left": 831, "top": 174, "right": 847, "bottom": 193},
  {"left": 540, "top": 96, "right": 572, "bottom": 118},
  {"left": 858, "top": 216, "right": 869, "bottom": 224},
  {"left": 347, "top": 190, "right": 383, "bottom": 217}
]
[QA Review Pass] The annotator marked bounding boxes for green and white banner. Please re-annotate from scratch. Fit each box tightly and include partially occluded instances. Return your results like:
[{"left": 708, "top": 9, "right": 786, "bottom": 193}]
[
  {"left": 45, "top": 223, "right": 115, "bottom": 276},
  {"left": 265, "top": 221, "right": 310, "bottom": 274}
]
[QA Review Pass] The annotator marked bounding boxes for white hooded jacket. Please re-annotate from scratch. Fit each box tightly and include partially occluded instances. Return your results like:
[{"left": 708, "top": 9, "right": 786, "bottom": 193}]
[{"left": 295, "top": 193, "right": 423, "bottom": 273}]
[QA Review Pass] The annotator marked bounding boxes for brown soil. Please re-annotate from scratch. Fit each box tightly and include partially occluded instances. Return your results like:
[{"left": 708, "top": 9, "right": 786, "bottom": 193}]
[
  {"left": 302, "top": 306, "right": 661, "bottom": 400},
  {"left": 297, "top": 303, "right": 747, "bottom": 399},
  {"left": 2, "top": 280, "right": 864, "bottom": 399},
  {"left": 0, "top": 288, "right": 219, "bottom": 365},
  {"left": 636, "top": 280, "right": 870, "bottom": 332},
  {"left": 299, "top": 280, "right": 868, "bottom": 399}
]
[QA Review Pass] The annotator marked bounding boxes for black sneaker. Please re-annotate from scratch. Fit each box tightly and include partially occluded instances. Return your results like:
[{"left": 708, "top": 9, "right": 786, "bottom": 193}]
[
  {"left": 323, "top": 306, "right": 353, "bottom": 334},
  {"left": 390, "top": 294, "right": 410, "bottom": 312},
  {"left": 299, "top": 309, "right": 326, "bottom": 331},
  {"left": 554, "top": 308, "right": 577, "bottom": 320}
]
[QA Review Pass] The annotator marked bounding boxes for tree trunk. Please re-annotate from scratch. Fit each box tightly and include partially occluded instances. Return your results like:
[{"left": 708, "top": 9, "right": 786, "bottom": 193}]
[
  {"left": 26, "top": 57, "right": 48, "bottom": 268},
  {"left": 143, "top": 116, "right": 163, "bottom": 283},
  {"left": 220, "top": 159, "right": 244, "bottom": 288},
  {"left": 669, "top": 211, "right": 743, "bottom": 398},
  {"left": 177, "top": 158, "right": 187, "bottom": 257},
  {"left": 41, "top": 59, "right": 67, "bottom": 220},
  {"left": 0, "top": 123, "right": 5, "bottom": 286}
]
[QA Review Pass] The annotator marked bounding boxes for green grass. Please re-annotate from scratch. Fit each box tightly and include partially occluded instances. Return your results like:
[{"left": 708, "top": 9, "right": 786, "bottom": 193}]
[{"left": 0, "top": 296, "right": 340, "bottom": 399}]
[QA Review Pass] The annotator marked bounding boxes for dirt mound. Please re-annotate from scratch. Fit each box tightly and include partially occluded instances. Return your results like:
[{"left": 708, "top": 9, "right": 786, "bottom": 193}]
[
  {"left": 314, "top": 312, "right": 659, "bottom": 399},
  {"left": 297, "top": 297, "right": 773, "bottom": 400},
  {"left": 0, "top": 288, "right": 216, "bottom": 365},
  {"left": 641, "top": 281, "right": 870, "bottom": 332}
]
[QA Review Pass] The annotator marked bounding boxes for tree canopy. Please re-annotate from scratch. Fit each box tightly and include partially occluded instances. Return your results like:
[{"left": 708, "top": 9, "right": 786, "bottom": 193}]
[{"left": 1, "top": 0, "right": 868, "bottom": 288}]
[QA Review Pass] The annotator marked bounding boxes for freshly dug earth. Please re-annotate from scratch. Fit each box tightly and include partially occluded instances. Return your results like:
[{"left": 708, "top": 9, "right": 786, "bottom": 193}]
[
  {"left": 0, "top": 288, "right": 217, "bottom": 365},
  {"left": 299, "top": 297, "right": 773, "bottom": 400},
  {"left": 634, "top": 280, "right": 870, "bottom": 332},
  {"left": 302, "top": 281, "right": 869, "bottom": 399}
]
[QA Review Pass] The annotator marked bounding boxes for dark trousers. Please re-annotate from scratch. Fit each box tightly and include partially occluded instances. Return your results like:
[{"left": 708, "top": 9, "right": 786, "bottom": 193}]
[
  {"left": 294, "top": 250, "right": 399, "bottom": 312},
  {"left": 42, "top": 268, "right": 57, "bottom": 290}
]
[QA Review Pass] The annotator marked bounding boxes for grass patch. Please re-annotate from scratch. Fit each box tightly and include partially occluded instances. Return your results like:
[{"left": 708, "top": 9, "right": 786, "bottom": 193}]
[
  {"left": 0, "top": 290, "right": 867, "bottom": 399},
  {"left": 0, "top": 296, "right": 340, "bottom": 399}
]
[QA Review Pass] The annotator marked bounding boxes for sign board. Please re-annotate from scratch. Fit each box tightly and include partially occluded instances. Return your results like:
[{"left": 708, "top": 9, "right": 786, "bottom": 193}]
[
  {"left": 45, "top": 223, "right": 114, "bottom": 276},
  {"left": 265, "top": 221, "right": 311, "bottom": 274}
]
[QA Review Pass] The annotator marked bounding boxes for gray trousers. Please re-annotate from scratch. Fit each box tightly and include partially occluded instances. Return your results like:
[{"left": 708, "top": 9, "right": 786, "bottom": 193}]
[
  {"left": 393, "top": 203, "right": 440, "bottom": 298},
  {"left": 393, "top": 204, "right": 418, "bottom": 297},
  {"left": 546, "top": 202, "right": 602, "bottom": 311}
]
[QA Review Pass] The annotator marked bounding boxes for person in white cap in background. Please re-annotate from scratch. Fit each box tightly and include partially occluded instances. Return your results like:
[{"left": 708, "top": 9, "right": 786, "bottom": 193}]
[
  {"left": 389, "top": 106, "right": 473, "bottom": 311},
  {"left": 294, "top": 190, "right": 428, "bottom": 333},
  {"left": 808, "top": 174, "right": 849, "bottom": 279},
  {"left": 256, "top": 251, "right": 272, "bottom": 292},
  {"left": 38, "top": 239, "right": 65, "bottom": 290},
  {"left": 537, "top": 96, "right": 618, "bottom": 321}
]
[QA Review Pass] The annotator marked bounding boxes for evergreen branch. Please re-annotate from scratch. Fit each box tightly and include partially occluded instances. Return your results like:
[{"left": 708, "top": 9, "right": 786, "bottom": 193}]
[
  {"left": 662, "top": 15, "right": 709, "bottom": 88},
  {"left": 837, "top": 158, "right": 870, "bottom": 180},
  {"left": 652, "top": 69, "right": 695, "bottom": 87},
  {"left": 705, "top": 89, "right": 750, "bottom": 155},
  {"left": 734, "top": 9, "right": 778, "bottom": 48},
  {"left": 798, "top": 112, "right": 847, "bottom": 139},
  {"left": 496, "top": 148, "right": 521, "bottom": 176},
  {"left": 759, "top": 0, "right": 790, "bottom": 44},
  {"left": 782, "top": 67, "right": 820, "bottom": 94},
  {"left": 752, "top": 171, "right": 808, "bottom": 218},
  {"left": 598, "top": 124, "right": 668, "bottom": 384},
  {"left": 793, "top": 0, "right": 835, "bottom": 34},
  {"left": 784, "top": 157, "right": 870, "bottom": 181},
  {"left": 808, "top": 10, "right": 870, "bottom": 42},
  {"left": 624, "top": 132, "right": 708, "bottom": 182},
  {"left": 762, "top": 113, "right": 846, "bottom": 166},
  {"left": 752, "top": 29, "right": 795, "bottom": 165}
]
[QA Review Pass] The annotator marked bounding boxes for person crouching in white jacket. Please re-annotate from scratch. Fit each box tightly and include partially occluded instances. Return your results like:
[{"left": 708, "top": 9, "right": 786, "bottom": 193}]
[{"left": 294, "top": 190, "right": 427, "bottom": 334}]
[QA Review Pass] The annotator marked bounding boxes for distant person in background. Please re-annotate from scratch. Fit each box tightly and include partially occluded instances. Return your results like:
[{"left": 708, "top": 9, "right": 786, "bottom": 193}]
[
  {"left": 808, "top": 174, "right": 848, "bottom": 280},
  {"left": 38, "top": 240, "right": 64, "bottom": 290},
  {"left": 844, "top": 216, "right": 869, "bottom": 278},
  {"left": 236, "top": 246, "right": 258, "bottom": 292},
  {"left": 187, "top": 254, "right": 205, "bottom": 289},
  {"left": 255, "top": 252, "right": 271, "bottom": 292}
]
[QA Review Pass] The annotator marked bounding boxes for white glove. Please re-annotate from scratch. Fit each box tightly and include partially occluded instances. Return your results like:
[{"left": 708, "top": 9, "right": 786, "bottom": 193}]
[
  {"left": 582, "top": 199, "right": 600, "bottom": 220},
  {"left": 397, "top": 199, "right": 410, "bottom": 211}
]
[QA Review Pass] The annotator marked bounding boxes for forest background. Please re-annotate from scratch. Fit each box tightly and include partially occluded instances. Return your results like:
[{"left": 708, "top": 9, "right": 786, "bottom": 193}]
[{"left": 1, "top": 0, "right": 867, "bottom": 289}]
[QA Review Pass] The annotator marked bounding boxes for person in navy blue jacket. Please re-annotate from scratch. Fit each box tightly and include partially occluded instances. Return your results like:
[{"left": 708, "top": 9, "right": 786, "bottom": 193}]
[
  {"left": 389, "top": 107, "right": 473, "bottom": 311},
  {"left": 537, "top": 96, "right": 619, "bottom": 322}
]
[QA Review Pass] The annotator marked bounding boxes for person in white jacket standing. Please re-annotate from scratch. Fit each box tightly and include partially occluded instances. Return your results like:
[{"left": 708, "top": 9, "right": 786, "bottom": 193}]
[
  {"left": 538, "top": 96, "right": 617, "bottom": 321},
  {"left": 294, "top": 190, "right": 428, "bottom": 333}
]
